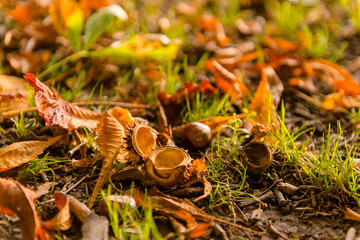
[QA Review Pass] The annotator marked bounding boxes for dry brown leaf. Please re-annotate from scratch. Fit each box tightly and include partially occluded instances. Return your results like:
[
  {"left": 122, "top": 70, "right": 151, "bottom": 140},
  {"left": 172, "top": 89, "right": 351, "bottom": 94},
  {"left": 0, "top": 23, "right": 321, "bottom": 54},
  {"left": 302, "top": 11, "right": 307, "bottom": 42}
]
[
  {"left": 322, "top": 90, "right": 360, "bottom": 111},
  {"left": 344, "top": 207, "right": 360, "bottom": 222},
  {"left": 0, "top": 75, "right": 26, "bottom": 92},
  {"left": 206, "top": 60, "right": 249, "bottom": 100},
  {"left": 248, "top": 67, "right": 278, "bottom": 126},
  {"left": 0, "top": 178, "right": 43, "bottom": 240},
  {"left": 131, "top": 188, "right": 264, "bottom": 235},
  {"left": 90, "top": 107, "right": 135, "bottom": 207},
  {"left": 24, "top": 73, "right": 102, "bottom": 131},
  {"left": 42, "top": 192, "right": 72, "bottom": 231},
  {"left": 0, "top": 135, "right": 63, "bottom": 172}
]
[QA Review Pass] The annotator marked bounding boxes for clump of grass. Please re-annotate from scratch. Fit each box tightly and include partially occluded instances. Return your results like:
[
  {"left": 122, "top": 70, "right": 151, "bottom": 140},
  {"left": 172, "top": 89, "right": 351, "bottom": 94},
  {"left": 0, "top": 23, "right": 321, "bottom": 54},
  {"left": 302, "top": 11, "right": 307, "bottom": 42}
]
[
  {"left": 182, "top": 92, "right": 231, "bottom": 124},
  {"left": 18, "top": 154, "right": 69, "bottom": 181},
  {"left": 301, "top": 24, "right": 348, "bottom": 62},
  {"left": 11, "top": 113, "right": 39, "bottom": 138},
  {"left": 207, "top": 118, "right": 248, "bottom": 209},
  {"left": 101, "top": 186, "right": 164, "bottom": 240},
  {"left": 272, "top": 104, "right": 360, "bottom": 204},
  {"left": 268, "top": 1, "right": 306, "bottom": 38}
]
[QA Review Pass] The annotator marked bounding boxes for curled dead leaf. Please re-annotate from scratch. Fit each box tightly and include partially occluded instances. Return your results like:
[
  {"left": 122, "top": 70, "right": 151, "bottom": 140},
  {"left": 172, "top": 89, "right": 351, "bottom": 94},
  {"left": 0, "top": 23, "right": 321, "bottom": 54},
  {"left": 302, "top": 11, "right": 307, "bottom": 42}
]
[
  {"left": 90, "top": 107, "right": 135, "bottom": 206},
  {"left": 24, "top": 73, "right": 102, "bottom": 131},
  {"left": 0, "top": 178, "right": 42, "bottom": 240},
  {"left": 248, "top": 67, "right": 279, "bottom": 126},
  {"left": 42, "top": 192, "right": 71, "bottom": 231}
]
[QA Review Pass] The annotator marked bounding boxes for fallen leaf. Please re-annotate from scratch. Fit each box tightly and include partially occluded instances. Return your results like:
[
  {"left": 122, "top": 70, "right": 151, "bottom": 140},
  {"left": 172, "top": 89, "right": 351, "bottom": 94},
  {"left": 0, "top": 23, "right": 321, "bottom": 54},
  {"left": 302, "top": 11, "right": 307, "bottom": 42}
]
[
  {"left": 0, "top": 135, "right": 63, "bottom": 172},
  {"left": 344, "top": 207, "right": 360, "bottom": 222},
  {"left": 0, "top": 75, "right": 26, "bottom": 92},
  {"left": 24, "top": 73, "right": 102, "bottom": 131},
  {"left": 79, "top": 0, "right": 110, "bottom": 17},
  {"left": 263, "top": 36, "right": 299, "bottom": 52},
  {"left": 10, "top": 2, "right": 44, "bottom": 25},
  {"left": 322, "top": 90, "right": 360, "bottom": 111},
  {"left": 188, "top": 222, "right": 213, "bottom": 238},
  {"left": 0, "top": 178, "right": 42, "bottom": 240},
  {"left": 90, "top": 107, "right": 135, "bottom": 207},
  {"left": 49, "top": 0, "right": 84, "bottom": 49},
  {"left": 248, "top": 67, "right": 278, "bottom": 126},
  {"left": 131, "top": 188, "right": 264, "bottom": 235},
  {"left": 206, "top": 60, "right": 249, "bottom": 100},
  {"left": 42, "top": 192, "right": 71, "bottom": 231},
  {"left": 7, "top": 50, "right": 51, "bottom": 74}
]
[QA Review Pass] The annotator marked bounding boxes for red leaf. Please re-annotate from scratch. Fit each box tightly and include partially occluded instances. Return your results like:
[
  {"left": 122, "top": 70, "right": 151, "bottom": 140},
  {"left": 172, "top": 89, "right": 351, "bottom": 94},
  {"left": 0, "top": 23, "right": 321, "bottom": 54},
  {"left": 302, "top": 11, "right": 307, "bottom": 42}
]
[{"left": 24, "top": 73, "right": 102, "bottom": 131}]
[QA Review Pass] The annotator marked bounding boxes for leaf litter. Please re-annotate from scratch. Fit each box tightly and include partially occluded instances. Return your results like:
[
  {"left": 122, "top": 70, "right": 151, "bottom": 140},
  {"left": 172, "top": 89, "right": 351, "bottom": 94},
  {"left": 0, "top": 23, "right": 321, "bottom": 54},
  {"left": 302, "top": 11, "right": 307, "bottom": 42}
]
[{"left": 1, "top": 0, "right": 360, "bottom": 239}]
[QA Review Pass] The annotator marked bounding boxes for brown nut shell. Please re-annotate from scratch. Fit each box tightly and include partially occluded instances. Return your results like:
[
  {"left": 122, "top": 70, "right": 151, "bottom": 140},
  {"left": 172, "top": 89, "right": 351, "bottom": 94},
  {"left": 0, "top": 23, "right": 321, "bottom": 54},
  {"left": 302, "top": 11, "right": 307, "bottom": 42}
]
[
  {"left": 145, "top": 146, "right": 190, "bottom": 187},
  {"left": 132, "top": 124, "right": 157, "bottom": 157},
  {"left": 240, "top": 141, "right": 272, "bottom": 173}
]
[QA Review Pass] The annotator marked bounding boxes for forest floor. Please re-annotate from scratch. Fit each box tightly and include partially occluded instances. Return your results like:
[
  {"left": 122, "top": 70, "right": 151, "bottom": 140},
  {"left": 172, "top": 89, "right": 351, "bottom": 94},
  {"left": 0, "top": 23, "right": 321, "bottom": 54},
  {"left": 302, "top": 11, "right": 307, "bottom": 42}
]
[{"left": 1, "top": 0, "right": 360, "bottom": 239}]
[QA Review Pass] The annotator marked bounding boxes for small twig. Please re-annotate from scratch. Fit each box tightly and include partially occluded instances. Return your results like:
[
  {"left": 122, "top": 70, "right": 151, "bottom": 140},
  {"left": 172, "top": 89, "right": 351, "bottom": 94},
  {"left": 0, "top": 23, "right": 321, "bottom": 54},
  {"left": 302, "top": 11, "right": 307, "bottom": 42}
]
[
  {"left": 237, "top": 191, "right": 275, "bottom": 208},
  {"left": 258, "top": 179, "right": 283, "bottom": 197},
  {"left": 75, "top": 101, "right": 151, "bottom": 109},
  {"left": 64, "top": 174, "right": 90, "bottom": 194},
  {"left": 268, "top": 221, "right": 290, "bottom": 240},
  {"left": 1, "top": 101, "right": 151, "bottom": 118},
  {"left": 46, "top": 174, "right": 89, "bottom": 203},
  {"left": 214, "top": 224, "right": 229, "bottom": 240},
  {"left": 270, "top": 169, "right": 290, "bottom": 213},
  {"left": 1, "top": 107, "right": 38, "bottom": 117}
]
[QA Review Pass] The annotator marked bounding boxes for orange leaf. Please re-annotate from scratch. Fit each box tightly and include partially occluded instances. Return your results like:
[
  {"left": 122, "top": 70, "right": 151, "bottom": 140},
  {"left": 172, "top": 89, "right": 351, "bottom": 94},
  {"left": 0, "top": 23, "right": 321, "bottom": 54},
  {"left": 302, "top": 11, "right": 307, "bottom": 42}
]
[
  {"left": 333, "top": 79, "right": 360, "bottom": 97},
  {"left": 24, "top": 73, "right": 102, "bottom": 131},
  {"left": 248, "top": 67, "right": 278, "bottom": 126},
  {"left": 206, "top": 60, "right": 249, "bottom": 100},
  {"left": 49, "top": 0, "right": 84, "bottom": 36},
  {"left": 322, "top": 90, "right": 360, "bottom": 111},
  {"left": 264, "top": 36, "right": 299, "bottom": 52},
  {"left": 79, "top": 0, "right": 110, "bottom": 17},
  {"left": 344, "top": 207, "right": 360, "bottom": 222},
  {"left": 90, "top": 107, "right": 135, "bottom": 207},
  {"left": 188, "top": 222, "right": 213, "bottom": 238},
  {"left": 0, "top": 136, "right": 63, "bottom": 172},
  {"left": 10, "top": 2, "right": 44, "bottom": 25},
  {"left": 0, "top": 178, "right": 42, "bottom": 240},
  {"left": 306, "top": 59, "right": 354, "bottom": 87},
  {"left": 42, "top": 192, "right": 71, "bottom": 231}
]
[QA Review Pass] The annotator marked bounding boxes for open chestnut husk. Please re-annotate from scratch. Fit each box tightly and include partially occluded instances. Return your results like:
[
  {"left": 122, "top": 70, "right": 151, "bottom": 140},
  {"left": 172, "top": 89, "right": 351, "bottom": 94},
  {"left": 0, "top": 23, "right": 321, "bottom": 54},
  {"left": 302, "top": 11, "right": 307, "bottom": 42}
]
[
  {"left": 145, "top": 146, "right": 190, "bottom": 187},
  {"left": 132, "top": 123, "right": 158, "bottom": 157},
  {"left": 240, "top": 141, "right": 272, "bottom": 173}
]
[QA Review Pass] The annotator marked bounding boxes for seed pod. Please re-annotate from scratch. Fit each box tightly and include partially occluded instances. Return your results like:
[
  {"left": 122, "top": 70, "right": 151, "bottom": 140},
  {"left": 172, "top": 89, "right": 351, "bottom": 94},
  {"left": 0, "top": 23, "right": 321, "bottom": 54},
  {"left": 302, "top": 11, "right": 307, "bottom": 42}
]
[
  {"left": 240, "top": 141, "right": 272, "bottom": 173},
  {"left": 182, "top": 122, "right": 212, "bottom": 149},
  {"left": 145, "top": 146, "right": 190, "bottom": 187},
  {"left": 132, "top": 124, "right": 158, "bottom": 157}
]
